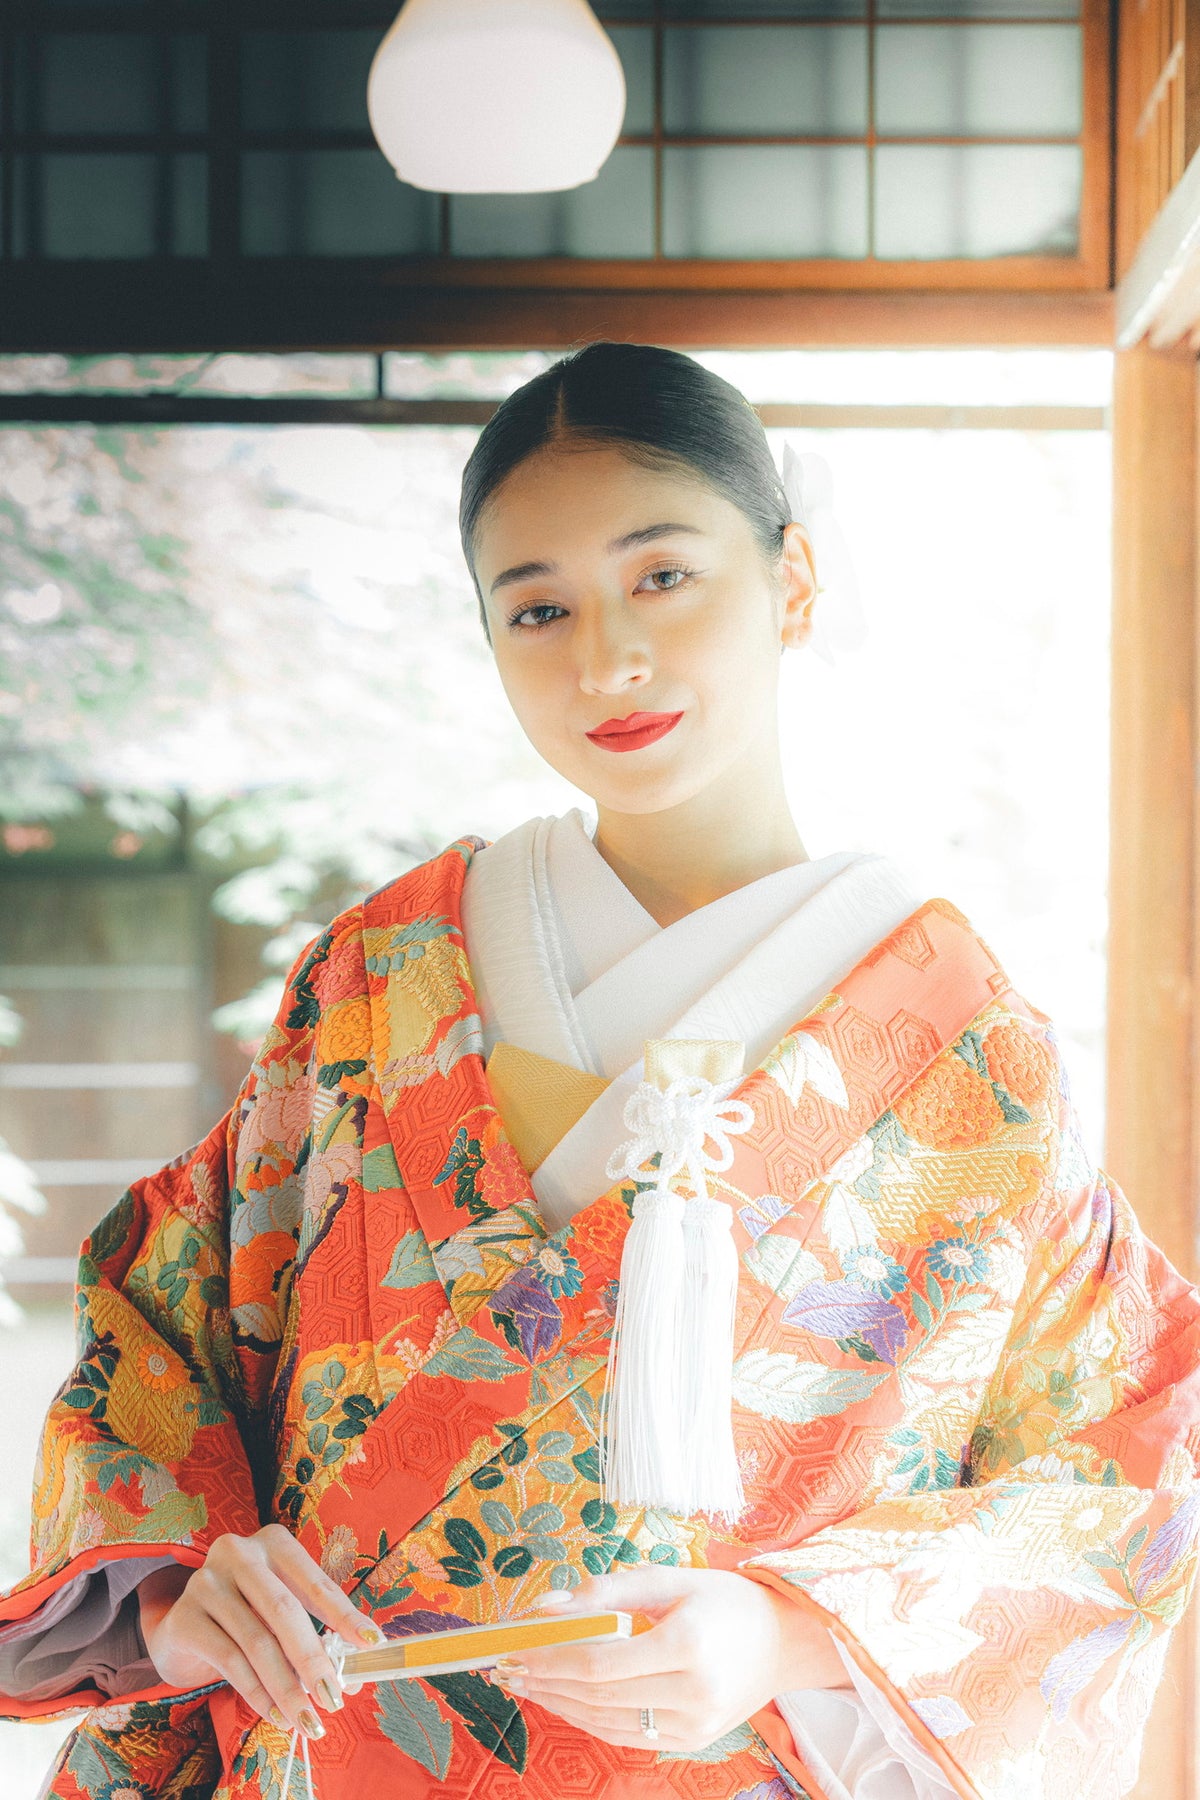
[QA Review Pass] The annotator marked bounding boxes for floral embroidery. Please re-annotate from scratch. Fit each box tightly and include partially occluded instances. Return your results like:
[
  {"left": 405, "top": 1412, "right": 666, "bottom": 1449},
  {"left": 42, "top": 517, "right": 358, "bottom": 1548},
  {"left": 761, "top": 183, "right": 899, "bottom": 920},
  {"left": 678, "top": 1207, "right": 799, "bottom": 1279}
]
[
  {"left": 927, "top": 1236, "right": 991, "bottom": 1283},
  {"left": 842, "top": 1247, "right": 908, "bottom": 1298},
  {"left": 530, "top": 1245, "right": 584, "bottom": 1299}
]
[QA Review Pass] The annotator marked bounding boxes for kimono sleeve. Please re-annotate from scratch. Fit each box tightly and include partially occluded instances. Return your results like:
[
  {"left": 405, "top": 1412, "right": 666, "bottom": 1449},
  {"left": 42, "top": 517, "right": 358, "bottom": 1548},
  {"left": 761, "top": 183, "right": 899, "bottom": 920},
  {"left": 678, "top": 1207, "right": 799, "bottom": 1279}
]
[
  {"left": 741, "top": 1032, "right": 1200, "bottom": 1800},
  {"left": 0, "top": 928, "right": 331, "bottom": 1725}
]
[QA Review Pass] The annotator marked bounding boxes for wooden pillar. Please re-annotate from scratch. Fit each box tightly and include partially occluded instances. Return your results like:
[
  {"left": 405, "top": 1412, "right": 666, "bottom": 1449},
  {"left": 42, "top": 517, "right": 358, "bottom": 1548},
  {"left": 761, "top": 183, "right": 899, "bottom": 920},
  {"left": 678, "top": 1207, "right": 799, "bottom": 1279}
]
[{"left": 1108, "top": 340, "right": 1198, "bottom": 1800}]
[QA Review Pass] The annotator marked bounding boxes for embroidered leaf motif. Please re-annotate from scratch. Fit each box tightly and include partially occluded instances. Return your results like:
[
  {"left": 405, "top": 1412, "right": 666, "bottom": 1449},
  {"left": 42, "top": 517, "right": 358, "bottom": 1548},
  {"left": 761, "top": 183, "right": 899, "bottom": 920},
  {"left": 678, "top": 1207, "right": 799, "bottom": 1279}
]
[
  {"left": 286, "top": 928, "right": 333, "bottom": 1029},
  {"left": 98, "top": 1488, "right": 208, "bottom": 1542},
  {"left": 910, "top": 1694, "right": 973, "bottom": 1740},
  {"left": 951, "top": 1029, "right": 989, "bottom": 1079},
  {"left": 479, "top": 1500, "right": 517, "bottom": 1536},
  {"left": 490, "top": 1268, "right": 562, "bottom": 1361},
  {"left": 494, "top": 1546, "right": 534, "bottom": 1577},
  {"left": 436, "top": 1012, "right": 484, "bottom": 1074},
  {"left": 737, "top": 1192, "right": 791, "bottom": 1241},
  {"left": 362, "top": 1143, "right": 403, "bottom": 1193},
  {"left": 822, "top": 1184, "right": 878, "bottom": 1253},
  {"left": 1135, "top": 1492, "right": 1200, "bottom": 1597},
  {"left": 423, "top": 1330, "right": 521, "bottom": 1384},
  {"left": 85, "top": 1192, "right": 136, "bottom": 1272},
  {"left": 732, "top": 1350, "right": 887, "bottom": 1423},
  {"left": 744, "top": 1235, "right": 824, "bottom": 1303},
  {"left": 364, "top": 916, "right": 456, "bottom": 977},
  {"left": 434, "top": 1127, "right": 487, "bottom": 1214},
  {"left": 317, "top": 1059, "right": 367, "bottom": 1087},
  {"left": 993, "top": 1086, "right": 1033, "bottom": 1125},
  {"left": 66, "top": 1732, "right": 123, "bottom": 1792},
  {"left": 764, "top": 1031, "right": 850, "bottom": 1111},
  {"left": 782, "top": 1280, "right": 907, "bottom": 1364},
  {"left": 573, "top": 1445, "right": 601, "bottom": 1483},
  {"left": 445, "top": 1518, "right": 487, "bottom": 1561},
  {"left": 427, "top": 1670, "right": 528, "bottom": 1772},
  {"left": 433, "top": 1234, "right": 488, "bottom": 1282},
  {"left": 374, "top": 1679, "right": 453, "bottom": 1779},
  {"left": 382, "top": 1232, "right": 439, "bottom": 1290},
  {"left": 899, "top": 1306, "right": 1011, "bottom": 1385},
  {"left": 1040, "top": 1618, "right": 1134, "bottom": 1722}
]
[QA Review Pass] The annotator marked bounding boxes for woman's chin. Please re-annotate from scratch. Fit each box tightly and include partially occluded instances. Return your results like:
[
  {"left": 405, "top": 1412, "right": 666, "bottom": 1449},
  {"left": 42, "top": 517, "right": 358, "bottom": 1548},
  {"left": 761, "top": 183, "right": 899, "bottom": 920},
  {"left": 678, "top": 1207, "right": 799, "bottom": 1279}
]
[{"left": 577, "top": 769, "right": 712, "bottom": 818}]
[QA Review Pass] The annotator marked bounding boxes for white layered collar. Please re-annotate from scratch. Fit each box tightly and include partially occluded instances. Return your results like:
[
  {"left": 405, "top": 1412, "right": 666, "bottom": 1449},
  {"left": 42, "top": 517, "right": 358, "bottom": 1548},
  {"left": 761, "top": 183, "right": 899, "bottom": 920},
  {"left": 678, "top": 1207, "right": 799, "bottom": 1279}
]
[{"left": 461, "top": 809, "right": 929, "bottom": 1232}]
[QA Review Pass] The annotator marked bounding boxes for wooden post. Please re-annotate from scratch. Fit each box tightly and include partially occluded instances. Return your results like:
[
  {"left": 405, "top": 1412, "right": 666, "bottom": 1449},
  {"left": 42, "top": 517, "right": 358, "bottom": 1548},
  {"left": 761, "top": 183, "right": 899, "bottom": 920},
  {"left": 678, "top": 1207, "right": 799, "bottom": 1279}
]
[{"left": 1108, "top": 340, "right": 1197, "bottom": 1800}]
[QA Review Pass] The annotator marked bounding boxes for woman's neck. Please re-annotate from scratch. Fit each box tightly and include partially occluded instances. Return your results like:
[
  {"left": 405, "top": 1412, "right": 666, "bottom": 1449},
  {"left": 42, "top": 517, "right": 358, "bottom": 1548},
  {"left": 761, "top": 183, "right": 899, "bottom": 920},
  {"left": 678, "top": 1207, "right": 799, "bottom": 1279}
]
[{"left": 592, "top": 760, "right": 808, "bottom": 929}]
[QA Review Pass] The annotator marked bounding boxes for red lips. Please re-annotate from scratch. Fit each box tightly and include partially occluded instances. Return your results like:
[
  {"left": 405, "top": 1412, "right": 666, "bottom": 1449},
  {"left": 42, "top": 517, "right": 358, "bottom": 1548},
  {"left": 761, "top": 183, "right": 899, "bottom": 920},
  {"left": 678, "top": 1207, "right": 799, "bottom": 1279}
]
[{"left": 585, "top": 711, "right": 684, "bottom": 753}]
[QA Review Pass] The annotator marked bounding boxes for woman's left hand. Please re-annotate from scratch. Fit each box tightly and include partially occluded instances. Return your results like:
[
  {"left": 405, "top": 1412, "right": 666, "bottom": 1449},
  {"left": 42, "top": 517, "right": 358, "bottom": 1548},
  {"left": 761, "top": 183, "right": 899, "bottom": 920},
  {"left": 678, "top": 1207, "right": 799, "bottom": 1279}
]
[{"left": 493, "top": 1566, "right": 850, "bottom": 1755}]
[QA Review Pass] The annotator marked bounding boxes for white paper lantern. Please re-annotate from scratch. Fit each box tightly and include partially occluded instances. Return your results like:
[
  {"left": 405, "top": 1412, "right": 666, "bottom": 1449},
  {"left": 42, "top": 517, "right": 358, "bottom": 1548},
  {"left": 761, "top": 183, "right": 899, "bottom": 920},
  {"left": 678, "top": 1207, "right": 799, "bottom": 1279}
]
[{"left": 367, "top": 0, "right": 627, "bottom": 195}]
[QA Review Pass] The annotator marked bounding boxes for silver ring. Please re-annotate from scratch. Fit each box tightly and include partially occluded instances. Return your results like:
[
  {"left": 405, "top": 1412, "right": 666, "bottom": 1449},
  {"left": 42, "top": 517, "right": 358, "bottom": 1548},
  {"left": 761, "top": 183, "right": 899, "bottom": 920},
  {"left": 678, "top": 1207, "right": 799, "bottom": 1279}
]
[{"left": 639, "top": 1706, "right": 659, "bottom": 1741}]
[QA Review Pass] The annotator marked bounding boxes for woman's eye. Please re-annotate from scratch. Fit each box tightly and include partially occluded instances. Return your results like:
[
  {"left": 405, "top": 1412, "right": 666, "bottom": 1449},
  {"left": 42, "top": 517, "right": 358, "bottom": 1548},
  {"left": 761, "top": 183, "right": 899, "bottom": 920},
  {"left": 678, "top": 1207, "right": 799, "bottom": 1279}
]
[
  {"left": 635, "top": 564, "right": 694, "bottom": 593},
  {"left": 508, "top": 602, "right": 566, "bottom": 631}
]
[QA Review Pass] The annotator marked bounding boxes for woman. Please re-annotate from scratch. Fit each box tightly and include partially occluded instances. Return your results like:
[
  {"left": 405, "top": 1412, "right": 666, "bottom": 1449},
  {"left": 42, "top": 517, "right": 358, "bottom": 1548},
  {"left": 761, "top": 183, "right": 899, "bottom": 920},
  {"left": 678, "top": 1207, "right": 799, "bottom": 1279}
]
[{"left": 2, "top": 341, "right": 1198, "bottom": 1800}]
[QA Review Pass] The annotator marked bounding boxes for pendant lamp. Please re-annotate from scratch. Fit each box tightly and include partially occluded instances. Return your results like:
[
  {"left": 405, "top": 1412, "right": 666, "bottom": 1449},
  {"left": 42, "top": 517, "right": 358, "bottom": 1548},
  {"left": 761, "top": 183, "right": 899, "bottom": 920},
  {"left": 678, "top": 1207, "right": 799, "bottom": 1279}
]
[{"left": 367, "top": 0, "right": 626, "bottom": 194}]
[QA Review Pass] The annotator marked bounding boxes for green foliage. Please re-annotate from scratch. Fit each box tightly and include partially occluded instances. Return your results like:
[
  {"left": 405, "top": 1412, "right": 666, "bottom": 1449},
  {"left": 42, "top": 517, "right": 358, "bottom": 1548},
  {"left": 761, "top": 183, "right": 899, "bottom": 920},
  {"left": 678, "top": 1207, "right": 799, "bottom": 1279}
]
[{"left": 0, "top": 408, "right": 559, "bottom": 1049}]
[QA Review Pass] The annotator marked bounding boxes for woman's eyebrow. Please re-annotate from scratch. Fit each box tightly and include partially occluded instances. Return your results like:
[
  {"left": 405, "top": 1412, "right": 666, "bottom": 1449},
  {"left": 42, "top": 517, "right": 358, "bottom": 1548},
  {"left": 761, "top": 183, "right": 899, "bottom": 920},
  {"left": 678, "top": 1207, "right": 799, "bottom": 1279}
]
[{"left": 488, "top": 523, "right": 706, "bottom": 596}]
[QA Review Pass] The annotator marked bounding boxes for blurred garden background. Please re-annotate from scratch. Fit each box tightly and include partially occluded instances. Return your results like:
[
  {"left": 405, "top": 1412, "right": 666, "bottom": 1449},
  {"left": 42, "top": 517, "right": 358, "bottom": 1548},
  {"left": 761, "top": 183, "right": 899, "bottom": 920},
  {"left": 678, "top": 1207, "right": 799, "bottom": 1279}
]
[{"left": 0, "top": 344, "right": 1112, "bottom": 1793}]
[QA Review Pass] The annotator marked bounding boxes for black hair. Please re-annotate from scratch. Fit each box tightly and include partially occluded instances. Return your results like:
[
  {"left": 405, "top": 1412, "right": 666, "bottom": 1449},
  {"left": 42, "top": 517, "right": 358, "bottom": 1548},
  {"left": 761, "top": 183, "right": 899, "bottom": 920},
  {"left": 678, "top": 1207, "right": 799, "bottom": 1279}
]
[{"left": 458, "top": 340, "right": 791, "bottom": 634}]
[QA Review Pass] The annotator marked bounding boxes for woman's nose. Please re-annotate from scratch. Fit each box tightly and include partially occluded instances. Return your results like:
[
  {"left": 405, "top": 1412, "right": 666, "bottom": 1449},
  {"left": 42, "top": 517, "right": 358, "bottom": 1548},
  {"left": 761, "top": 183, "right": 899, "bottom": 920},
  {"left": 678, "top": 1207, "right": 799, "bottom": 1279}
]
[{"left": 576, "top": 614, "right": 652, "bottom": 695}]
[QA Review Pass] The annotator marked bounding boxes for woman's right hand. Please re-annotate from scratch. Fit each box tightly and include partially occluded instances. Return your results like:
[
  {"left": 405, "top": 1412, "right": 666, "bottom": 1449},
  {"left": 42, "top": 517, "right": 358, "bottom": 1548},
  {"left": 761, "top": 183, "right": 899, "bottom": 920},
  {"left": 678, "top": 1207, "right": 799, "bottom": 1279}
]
[{"left": 137, "top": 1523, "right": 384, "bottom": 1739}]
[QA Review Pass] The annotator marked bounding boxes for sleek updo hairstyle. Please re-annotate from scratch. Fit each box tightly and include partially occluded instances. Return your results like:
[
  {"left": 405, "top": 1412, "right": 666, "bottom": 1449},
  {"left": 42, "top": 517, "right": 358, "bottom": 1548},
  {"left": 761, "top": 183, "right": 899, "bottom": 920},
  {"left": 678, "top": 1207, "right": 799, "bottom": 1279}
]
[{"left": 458, "top": 340, "right": 792, "bottom": 635}]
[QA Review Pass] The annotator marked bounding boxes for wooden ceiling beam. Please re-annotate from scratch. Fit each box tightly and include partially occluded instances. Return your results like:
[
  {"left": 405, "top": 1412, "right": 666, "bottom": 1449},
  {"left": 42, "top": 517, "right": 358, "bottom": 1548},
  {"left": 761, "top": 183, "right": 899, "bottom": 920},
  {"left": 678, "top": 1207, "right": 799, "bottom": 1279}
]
[{"left": 0, "top": 272, "right": 1116, "bottom": 353}]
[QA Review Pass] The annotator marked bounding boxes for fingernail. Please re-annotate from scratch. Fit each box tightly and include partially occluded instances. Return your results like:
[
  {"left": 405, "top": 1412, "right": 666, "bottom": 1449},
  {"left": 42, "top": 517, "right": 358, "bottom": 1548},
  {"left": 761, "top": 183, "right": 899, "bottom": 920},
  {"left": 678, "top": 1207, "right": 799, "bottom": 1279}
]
[
  {"left": 359, "top": 1622, "right": 386, "bottom": 1646},
  {"left": 299, "top": 1708, "right": 325, "bottom": 1739},
  {"left": 317, "top": 1678, "right": 343, "bottom": 1712},
  {"left": 494, "top": 1658, "right": 528, "bottom": 1678},
  {"left": 269, "top": 1706, "right": 287, "bottom": 1730},
  {"left": 531, "top": 1589, "right": 574, "bottom": 1608}
]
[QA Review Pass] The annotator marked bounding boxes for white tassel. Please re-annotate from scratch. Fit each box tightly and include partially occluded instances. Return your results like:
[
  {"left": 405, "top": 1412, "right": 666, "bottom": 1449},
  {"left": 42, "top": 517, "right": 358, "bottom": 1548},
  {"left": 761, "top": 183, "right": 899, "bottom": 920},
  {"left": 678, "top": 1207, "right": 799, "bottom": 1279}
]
[
  {"left": 600, "top": 1055, "right": 753, "bottom": 1517},
  {"left": 600, "top": 1187, "right": 687, "bottom": 1512},
  {"left": 679, "top": 1195, "right": 745, "bottom": 1522}
]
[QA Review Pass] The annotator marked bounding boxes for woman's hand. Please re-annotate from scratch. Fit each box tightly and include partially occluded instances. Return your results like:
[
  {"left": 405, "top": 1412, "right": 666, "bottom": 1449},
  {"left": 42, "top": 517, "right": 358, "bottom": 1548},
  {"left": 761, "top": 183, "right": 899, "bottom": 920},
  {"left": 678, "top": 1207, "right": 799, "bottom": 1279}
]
[
  {"left": 493, "top": 1566, "right": 852, "bottom": 1755},
  {"left": 137, "top": 1524, "right": 383, "bottom": 1739}
]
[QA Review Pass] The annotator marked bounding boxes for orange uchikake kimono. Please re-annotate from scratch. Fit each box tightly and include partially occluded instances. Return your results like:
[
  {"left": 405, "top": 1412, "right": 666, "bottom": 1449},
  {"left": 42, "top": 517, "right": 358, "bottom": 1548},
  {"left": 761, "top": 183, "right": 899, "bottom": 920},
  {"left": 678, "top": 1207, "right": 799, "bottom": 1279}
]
[{"left": 2, "top": 834, "right": 1200, "bottom": 1800}]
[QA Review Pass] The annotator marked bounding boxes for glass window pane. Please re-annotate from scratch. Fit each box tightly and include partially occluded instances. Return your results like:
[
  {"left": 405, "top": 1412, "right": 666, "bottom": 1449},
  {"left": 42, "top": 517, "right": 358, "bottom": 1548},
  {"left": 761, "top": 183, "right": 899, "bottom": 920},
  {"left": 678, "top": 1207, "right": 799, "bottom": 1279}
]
[
  {"left": 10, "top": 155, "right": 30, "bottom": 257},
  {"left": 383, "top": 351, "right": 559, "bottom": 399},
  {"left": 664, "top": 26, "right": 867, "bottom": 135},
  {"left": 172, "top": 153, "right": 207, "bottom": 256},
  {"left": 664, "top": 0, "right": 867, "bottom": 17},
  {"left": 189, "top": 355, "right": 380, "bottom": 398},
  {"left": 42, "top": 153, "right": 156, "bottom": 257},
  {"left": 241, "top": 150, "right": 440, "bottom": 256},
  {"left": 689, "top": 346, "right": 1112, "bottom": 405},
  {"left": 41, "top": 33, "right": 157, "bottom": 135},
  {"left": 450, "top": 146, "right": 654, "bottom": 257},
  {"left": 663, "top": 144, "right": 868, "bottom": 256},
  {"left": 874, "top": 143, "right": 1081, "bottom": 257},
  {"left": 172, "top": 34, "right": 208, "bottom": 136},
  {"left": 879, "top": 0, "right": 1077, "bottom": 14},
  {"left": 0, "top": 352, "right": 380, "bottom": 395},
  {"left": 609, "top": 27, "right": 654, "bottom": 136},
  {"left": 876, "top": 25, "right": 1082, "bottom": 137},
  {"left": 241, "top": 31, "right": 377, "bottom": 135}
]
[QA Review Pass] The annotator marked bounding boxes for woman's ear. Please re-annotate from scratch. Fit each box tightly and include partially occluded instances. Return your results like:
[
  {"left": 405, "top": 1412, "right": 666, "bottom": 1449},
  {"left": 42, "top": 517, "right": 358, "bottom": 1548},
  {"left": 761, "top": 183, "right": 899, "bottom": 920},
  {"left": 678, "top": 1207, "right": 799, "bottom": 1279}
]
[{"left": 777, "top": 520, "right": 818, "bottom": 651}]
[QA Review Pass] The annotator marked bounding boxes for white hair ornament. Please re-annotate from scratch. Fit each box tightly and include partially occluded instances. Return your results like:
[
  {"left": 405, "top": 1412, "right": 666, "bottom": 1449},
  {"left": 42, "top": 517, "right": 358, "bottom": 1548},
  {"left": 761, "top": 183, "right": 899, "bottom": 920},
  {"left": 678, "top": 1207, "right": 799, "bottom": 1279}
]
[{"left": 780, "top": 440, "right": 869, "bottom": 667}]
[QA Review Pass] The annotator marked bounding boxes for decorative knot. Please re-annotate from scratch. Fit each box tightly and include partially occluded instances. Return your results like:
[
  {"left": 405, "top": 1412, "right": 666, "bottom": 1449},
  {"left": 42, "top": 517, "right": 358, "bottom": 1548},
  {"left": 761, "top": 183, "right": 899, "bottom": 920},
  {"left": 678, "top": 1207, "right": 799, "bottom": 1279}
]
[{"left": 605, "top": 1074, "right": 753, "bottom": 1200}]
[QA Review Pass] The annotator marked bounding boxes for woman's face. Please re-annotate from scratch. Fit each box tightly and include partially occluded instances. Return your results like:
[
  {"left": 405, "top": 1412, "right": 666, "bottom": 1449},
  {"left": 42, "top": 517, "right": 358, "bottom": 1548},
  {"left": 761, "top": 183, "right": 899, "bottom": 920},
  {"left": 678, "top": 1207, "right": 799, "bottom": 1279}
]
[{"left": 472, "top": 441, "right": 816, "bottom": 816}]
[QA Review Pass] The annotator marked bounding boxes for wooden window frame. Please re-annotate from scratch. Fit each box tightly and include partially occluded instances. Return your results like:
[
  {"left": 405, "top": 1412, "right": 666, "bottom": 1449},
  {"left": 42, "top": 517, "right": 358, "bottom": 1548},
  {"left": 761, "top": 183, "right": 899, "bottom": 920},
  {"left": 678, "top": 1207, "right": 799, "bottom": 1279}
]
[{"left": 0, "top": 0, "right": 1111, "bottom": 323}]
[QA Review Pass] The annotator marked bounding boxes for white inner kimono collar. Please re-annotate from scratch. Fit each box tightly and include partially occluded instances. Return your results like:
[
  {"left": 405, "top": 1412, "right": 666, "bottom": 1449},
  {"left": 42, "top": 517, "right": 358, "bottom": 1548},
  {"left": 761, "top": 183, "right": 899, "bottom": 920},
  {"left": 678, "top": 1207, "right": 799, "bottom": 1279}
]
[{"left": 461, "top": 810, "right": 929, "bottom": 1233}]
